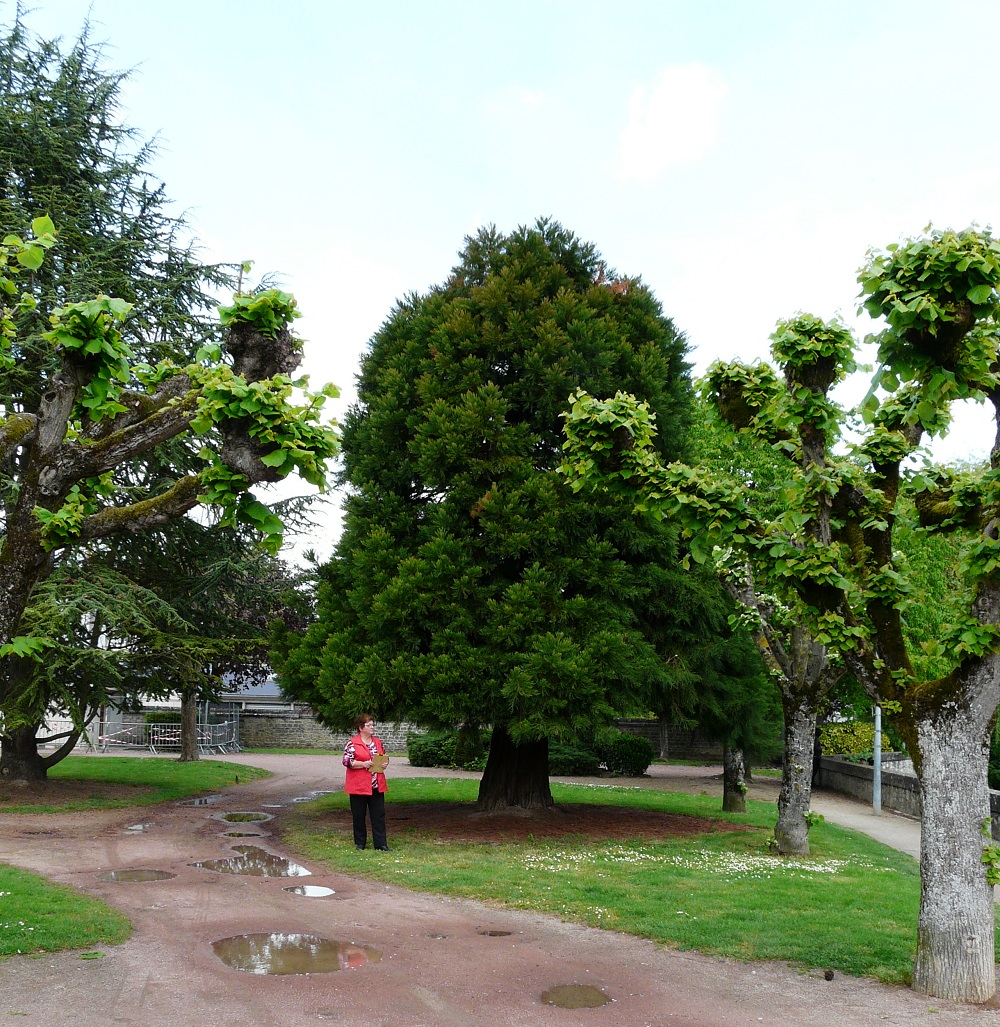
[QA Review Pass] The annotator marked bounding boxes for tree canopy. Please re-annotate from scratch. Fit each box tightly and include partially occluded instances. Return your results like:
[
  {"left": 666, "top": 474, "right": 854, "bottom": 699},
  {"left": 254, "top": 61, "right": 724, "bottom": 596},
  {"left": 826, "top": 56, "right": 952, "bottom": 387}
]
[
  {"left": 275, "top": 219, "right": 743, "bottom": 809},
  {"left": 562, "top": 225, "right": 1000, "bottom": 1003}
]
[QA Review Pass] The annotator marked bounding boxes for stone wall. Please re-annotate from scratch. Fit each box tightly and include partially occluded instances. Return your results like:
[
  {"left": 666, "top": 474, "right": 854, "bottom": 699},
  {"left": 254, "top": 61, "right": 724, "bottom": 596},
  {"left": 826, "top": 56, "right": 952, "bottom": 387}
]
[
  {"left": 818, "top": 755, "right": 1000, "bottom": 840},
  {"left": 615, "top": 719, "right": 724, "bottom": 761},
  {"left": 238, "top": 711, "right": 415, "bottom": 752}
]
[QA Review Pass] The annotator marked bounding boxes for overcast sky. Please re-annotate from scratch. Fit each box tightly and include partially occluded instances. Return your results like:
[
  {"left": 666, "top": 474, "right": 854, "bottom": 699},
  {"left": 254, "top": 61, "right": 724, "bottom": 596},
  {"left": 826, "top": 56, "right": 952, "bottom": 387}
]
[{"left": 10, "top": 1, "right": 1000, "bottom": 560}]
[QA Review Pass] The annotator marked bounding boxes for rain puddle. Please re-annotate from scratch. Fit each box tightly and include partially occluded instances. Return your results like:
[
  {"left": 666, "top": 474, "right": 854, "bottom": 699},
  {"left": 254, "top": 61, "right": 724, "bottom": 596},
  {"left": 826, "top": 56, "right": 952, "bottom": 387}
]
[
  {"left": 96, "top": 869, "right": 176, "bottom": 883},
  {"left": 219, "top": 811, "right": 271, "bottom": 823},
  {"left": 190, "top": 845, "right": 311, "bottom": 878},
  {"left": 124, "top": 823, "right": 155, "bottom": 834},
  {"left": 261, "top": 803, "right": 284, "bottom": 809},
  {"left": 223, "top": 831, "right": 264, "bottom": 838},
  {"left": 479, "top": 930, "right": 512, "bottom": 937},
  {"left": 212, "top": 933, "right": 380, "bottom": 974},
  {"left": 178, "top": 795, "right": 225, "bottom": 806},
  {"left": 283, "top": 885, "right": 336, "bottom": 898},
  {"left": 541, "top": 984, "right": 612, "bottom": 1009},
  {"left": 424, "top": 932, "right": 449, "bottom": 940},
  {"left": 291, "top": 797, "right": 313, "bottom": 803}
]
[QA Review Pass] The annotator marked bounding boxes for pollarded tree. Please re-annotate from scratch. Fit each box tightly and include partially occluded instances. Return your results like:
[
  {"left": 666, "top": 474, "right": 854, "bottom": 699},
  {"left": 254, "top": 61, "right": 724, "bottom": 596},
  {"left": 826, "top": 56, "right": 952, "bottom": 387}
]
[
  {"left": 562, "top": 226, "right": 1000, "bottom": 1003},
  {"left": 0, "top": 223, "right": 338, "bottom": 781},
  {"left": 275, "top": 219, "right": 708, "bottom": 810}
]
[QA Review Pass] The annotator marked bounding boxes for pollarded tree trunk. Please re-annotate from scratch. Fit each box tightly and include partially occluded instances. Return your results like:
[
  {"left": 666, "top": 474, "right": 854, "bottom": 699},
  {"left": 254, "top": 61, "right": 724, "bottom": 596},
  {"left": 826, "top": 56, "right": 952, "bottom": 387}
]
[
  {"left": 722, "top": 745, "right": 746, "bottom": 813},
  {"left": 477, "top": 725, "right": 552, "bottom": 810},
  {"left": 774, "top": 698, "right": 817, "bottom": 856},
  {"left": 911, "top": 702, "right": 996, "bottom": 1002}
]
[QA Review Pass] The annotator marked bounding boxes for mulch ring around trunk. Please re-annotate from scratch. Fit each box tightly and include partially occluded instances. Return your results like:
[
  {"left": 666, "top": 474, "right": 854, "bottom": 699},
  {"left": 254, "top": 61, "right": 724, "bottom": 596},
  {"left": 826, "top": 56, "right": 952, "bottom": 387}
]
[{"left": 383, "top": 801, "right": 745, "bottom": 843}]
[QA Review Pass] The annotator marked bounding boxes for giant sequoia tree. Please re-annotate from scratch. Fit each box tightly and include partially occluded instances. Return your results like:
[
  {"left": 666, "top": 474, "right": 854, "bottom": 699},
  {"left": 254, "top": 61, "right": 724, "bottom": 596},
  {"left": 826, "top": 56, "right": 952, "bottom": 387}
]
[
  {"left": 275, "top": 220, "right": 702, "bottom": 809},
  {"left": 563, "top": 226, "right": 1000, "bottom": 1002}
]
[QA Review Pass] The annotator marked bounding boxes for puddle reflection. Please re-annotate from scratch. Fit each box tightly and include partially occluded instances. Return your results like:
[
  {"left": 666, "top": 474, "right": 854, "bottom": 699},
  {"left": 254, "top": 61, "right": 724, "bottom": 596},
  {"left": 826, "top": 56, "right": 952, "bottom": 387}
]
[
  {"left": 283, "top": 884, "right": 336, "bottom": 897},
  {"left": 190, "top": 845, "right": 311, "bottom": 877},
  {"left": 541, "top": 984, "right": 611, "bottom": 1009},
  {"left": 97, "top": 869, "right": 176, "bottom": 882},
  {"left": 212, "top": 932, "right": 380, "bottom": 974}
]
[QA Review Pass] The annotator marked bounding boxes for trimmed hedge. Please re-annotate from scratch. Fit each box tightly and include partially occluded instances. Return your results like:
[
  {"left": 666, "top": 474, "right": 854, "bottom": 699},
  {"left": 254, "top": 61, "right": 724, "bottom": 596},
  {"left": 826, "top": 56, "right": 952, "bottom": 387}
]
[
  {"left": 596, "top": 729, "right": 655, "bottom": 776},
  {"left": 819, "top": 721, "right": 890, "bottom": 757},
  {"left": 406, "top": 727, "right": 653, "bottom": 777}
]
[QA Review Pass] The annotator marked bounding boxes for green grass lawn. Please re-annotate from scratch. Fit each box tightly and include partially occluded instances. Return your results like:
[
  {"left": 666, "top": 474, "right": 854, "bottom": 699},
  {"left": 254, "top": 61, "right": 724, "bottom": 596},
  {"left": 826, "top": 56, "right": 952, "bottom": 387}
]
[
  {"left": 0, "top": 755, "right": 269, "bottom": 957},
  {"left": 0, "top": 863, "right": 131, "bottom": 957},
  {"left": 283, "top": 777, "right": 949, "bottom": 984},
  {"left": 0, "top": 756, "right": 269, "bottom": 814}
]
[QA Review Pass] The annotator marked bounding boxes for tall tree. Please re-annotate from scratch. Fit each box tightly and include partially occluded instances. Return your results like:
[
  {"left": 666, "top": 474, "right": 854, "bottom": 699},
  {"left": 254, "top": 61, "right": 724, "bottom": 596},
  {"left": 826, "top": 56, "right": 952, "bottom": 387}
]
[
  {"left": 0, "top": 14, "right": 328, "bottom": 775},
  {"left": 562, "top": 226, "right": 1000, "bottom": 1002},
  {"left": 0, "top": 223, "right": 339, "bottom": 780},
  {"left": 275, "top": 219, "right": 704, "bottom": 809}
]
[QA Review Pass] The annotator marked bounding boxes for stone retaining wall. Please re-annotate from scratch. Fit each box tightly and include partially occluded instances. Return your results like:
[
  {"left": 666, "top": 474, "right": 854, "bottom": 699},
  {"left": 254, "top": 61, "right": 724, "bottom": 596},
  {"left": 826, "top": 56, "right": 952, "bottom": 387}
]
[
  {"left": 615, "top": 719, "right": 724, "bottom": 761},
  {"left": 818, "top": 755, "right": 1000, "bottom": 840},
  {"left": 238, "top": 711, "right": 415, "bottom": 752}
]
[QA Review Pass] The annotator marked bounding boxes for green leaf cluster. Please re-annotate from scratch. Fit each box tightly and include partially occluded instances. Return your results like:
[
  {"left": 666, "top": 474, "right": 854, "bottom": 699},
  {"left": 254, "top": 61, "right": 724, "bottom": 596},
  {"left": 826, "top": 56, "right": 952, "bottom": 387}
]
[{"left": 218, "top": 289, "right": 301, "bottom": 344}]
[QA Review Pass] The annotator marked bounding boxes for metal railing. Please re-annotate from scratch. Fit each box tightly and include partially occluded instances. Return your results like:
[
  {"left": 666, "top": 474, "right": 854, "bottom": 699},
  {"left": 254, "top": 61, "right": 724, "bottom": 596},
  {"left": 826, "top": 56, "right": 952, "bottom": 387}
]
[{"left": 98, "top": 717, "right": 240, "bottom": 755}]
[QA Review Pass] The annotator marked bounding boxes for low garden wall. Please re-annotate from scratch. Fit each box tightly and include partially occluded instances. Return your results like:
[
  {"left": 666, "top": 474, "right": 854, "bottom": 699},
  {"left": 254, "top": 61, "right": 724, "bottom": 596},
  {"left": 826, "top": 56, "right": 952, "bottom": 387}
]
[
  {"left": 818, "top": 754, "right": 1000, "bottom": 839},
  {"left": 238, "top": 710, "right": 414, "bottom": 752}
]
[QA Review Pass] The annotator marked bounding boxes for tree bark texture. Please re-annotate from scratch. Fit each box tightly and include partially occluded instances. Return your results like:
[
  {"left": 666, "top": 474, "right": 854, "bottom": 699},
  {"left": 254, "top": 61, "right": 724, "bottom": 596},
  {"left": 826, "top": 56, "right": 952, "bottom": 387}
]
[
  {"left": 179, "top": 688, "right": 199, "bottom": 762},
  {"left": 722, "top": 745, "right": 746, "bottom": 813},
  {"left": 477, "top": 726, "right": 553, "bottom": 810},
  {"left": 774, "top": 698, "right": 817, "bottom": 856},
  {"left": 911, "top": 702, "right": 996, "bottom": 1002},
  {"left": 657, "top": 718, "right": 669, "bottom": 760},
  {"left": 0, "top": 724, "right": 50, "bottom": 781}
]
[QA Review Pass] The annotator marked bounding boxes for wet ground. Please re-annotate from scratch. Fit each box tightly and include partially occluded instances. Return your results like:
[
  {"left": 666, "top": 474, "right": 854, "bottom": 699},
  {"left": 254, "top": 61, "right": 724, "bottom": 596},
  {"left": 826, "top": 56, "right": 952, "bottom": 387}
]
[{"left": 0, "top": 753, "right": 997, "bottom": 1026}]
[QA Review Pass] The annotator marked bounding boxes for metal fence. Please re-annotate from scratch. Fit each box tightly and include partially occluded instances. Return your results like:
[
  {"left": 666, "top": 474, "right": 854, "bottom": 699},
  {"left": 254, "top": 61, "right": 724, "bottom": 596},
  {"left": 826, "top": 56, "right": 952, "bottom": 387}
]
[{"left": 97, "top": 715, "right": 240, "bottom": 755}]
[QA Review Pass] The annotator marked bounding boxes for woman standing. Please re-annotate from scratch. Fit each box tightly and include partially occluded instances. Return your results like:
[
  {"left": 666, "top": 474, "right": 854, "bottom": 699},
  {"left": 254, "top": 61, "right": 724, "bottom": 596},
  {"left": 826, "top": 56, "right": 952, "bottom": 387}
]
[{"left": 343, "top": 715, "right": 390, "bottom": 851}]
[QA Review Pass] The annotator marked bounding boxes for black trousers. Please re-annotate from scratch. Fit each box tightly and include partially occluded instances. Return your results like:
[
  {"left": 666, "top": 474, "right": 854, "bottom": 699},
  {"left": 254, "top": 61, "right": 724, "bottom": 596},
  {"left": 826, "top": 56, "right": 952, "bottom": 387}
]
[{"left": 350, "top": 788, "right": 387, "bottom": 849}]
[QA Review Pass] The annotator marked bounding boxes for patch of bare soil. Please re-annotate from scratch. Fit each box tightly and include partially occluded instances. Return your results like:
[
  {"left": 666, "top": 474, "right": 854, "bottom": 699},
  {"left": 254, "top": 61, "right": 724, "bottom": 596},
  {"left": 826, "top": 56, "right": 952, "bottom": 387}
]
[
  {"left": 372, "top": 801, "right": 738, "bottom": 843},
  {"left": 0, "top": 779, "right": 151, "bottom": 809}
]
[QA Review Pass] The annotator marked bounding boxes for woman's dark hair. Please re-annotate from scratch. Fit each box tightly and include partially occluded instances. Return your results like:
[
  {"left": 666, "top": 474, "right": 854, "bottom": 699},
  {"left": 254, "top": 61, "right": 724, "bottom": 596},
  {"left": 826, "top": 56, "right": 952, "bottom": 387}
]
[{"left": 354, "top": 714, "right": 374, "bottom": 732}]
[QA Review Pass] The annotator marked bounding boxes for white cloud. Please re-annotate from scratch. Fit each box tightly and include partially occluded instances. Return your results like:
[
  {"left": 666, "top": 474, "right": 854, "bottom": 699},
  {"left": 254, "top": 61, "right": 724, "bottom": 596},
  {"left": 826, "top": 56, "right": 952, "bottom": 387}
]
[{"left": 618, "top": 64, "right": 728, "bottom": 182}]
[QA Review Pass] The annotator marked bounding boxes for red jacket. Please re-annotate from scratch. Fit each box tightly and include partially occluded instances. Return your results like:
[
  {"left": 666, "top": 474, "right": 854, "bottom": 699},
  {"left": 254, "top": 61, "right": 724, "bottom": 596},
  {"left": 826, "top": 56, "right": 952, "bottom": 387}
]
[{"left": 344, "top": 734, "right": 388, "bottom": 795}]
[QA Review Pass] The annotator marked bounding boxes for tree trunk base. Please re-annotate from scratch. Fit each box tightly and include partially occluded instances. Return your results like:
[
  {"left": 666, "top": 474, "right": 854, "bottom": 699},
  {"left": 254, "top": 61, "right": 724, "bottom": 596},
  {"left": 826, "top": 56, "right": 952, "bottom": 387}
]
[
  {"left": 722, "top": 745, "right": 746, "bottom": 813},
  {"left": 477, "top": 727, "right": 552, "bottom": 810},
  {"left": 774, "top": 699, "right": 817, "bottom": 856}
]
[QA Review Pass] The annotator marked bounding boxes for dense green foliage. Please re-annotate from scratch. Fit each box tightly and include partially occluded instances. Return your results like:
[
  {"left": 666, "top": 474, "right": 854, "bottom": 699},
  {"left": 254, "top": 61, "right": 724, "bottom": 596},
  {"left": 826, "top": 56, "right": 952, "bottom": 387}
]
[
  {"left": 819, "top": 721, "right": 891, "bottom": 756},
  {"left": 276, "top": 220, "right": 722, "bottom": 799}
]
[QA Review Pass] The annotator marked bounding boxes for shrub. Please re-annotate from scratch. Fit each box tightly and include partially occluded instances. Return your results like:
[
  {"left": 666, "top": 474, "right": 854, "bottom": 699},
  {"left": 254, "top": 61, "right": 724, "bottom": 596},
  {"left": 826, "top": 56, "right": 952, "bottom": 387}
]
[
  {"left": 548, "top": 743, "right": 600, "bottom": 776},
  {"left": 819, "top": 721, "right": 890, "bottom": 756},
  {"left": 989, "top": 725, "right": 1000, "bottom": 791},
  {"left": 406, "top": 729, "right": 487, "bottom": 771},
  {"left": 596, "top": 729, "right": 655, "bottom": 776},
  {"left": 145, "top": 711, "right": 181, "bottom": 724}
]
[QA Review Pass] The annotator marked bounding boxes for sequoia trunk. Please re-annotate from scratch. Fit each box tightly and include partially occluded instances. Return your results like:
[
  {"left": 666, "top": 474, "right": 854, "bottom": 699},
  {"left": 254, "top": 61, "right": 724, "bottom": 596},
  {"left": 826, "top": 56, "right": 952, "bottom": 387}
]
[
  {"left": 722, "top": 745, "right": 746, "bottom": 813},
  {"left": 774, "top": 698, "right": 817, "bottom": 855},
  {"left": 911, "top": 705, "right": 996, "bottom": 1002},
  {"left": 477, "top": 725, "right": 552, "bottom": 810}
]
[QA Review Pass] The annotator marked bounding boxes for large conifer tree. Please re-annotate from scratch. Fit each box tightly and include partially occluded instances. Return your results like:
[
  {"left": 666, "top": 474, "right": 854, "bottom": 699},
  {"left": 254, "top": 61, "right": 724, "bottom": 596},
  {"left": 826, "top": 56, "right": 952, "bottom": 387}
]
[{"left": 277, "top": 220, "right": 706, "bottom": 808}]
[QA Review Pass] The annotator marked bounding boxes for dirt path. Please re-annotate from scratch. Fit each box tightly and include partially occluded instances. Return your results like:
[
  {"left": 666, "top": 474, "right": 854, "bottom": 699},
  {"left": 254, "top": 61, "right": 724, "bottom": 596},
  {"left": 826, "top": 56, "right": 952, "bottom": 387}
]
[{"left": 0, "top": 754, "right": 996, "bottom": 1027}]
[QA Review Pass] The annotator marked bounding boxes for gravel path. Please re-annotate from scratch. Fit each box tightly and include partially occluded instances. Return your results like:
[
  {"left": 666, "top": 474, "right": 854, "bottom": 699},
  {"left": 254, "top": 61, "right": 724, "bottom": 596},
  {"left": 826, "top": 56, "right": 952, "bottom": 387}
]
[{"left": 0, "top": 753, "right": 996, "bottom": 1027}]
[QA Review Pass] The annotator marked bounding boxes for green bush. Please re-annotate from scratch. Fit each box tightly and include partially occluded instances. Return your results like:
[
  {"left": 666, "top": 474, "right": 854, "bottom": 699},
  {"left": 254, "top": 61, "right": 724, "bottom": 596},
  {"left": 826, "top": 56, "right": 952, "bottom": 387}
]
[
  {"left": 596, "top": 729, "right": 655, "bottom": 776},
  {"left": 819, "top": 721, "right": 891, "bottom": 756},
  {"left": 548, "top": 743, "right": 600, "bottom": 775},
  {"left": 406, "top": 729, "right": 487, "bottom": 771},
  {"left": 144, "top": 711, "right": 181, "bottom": 724}
]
